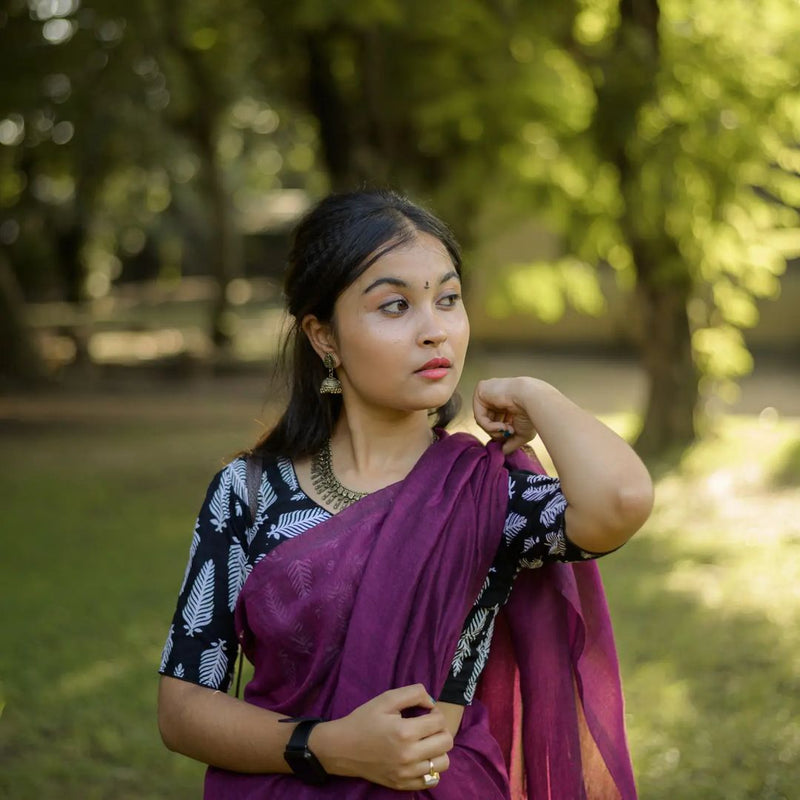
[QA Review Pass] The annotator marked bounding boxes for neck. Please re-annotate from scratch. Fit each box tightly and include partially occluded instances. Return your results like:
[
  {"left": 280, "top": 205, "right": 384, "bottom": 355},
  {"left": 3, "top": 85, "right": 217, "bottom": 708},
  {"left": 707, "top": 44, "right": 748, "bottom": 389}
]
[{"left": 329, "top": 409, "right": 436, "bottom": 490}]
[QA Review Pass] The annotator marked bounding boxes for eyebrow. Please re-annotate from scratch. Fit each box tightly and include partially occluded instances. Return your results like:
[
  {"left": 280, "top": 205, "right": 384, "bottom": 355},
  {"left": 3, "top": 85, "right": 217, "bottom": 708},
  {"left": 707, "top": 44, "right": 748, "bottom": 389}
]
[{"left": 363, "top": 270, "right": 460, "bottom": 294}]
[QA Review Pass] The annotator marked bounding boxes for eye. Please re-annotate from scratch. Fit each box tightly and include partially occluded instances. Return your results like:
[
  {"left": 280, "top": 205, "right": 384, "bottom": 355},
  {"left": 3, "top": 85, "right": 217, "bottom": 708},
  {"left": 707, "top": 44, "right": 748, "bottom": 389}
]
[
  {"left": 380, "top": 298, "right": 408, "bottom": 315},
  {"left": 438, "top": 292, "right": 461, "bottom": 307}
]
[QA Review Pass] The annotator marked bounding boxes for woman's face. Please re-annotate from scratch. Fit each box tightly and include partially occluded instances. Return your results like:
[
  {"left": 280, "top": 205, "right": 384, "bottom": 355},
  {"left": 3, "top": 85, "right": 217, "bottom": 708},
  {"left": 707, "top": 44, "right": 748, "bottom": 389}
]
[{"left": 329, "top": 231, "right": 469, "bottom": 418}]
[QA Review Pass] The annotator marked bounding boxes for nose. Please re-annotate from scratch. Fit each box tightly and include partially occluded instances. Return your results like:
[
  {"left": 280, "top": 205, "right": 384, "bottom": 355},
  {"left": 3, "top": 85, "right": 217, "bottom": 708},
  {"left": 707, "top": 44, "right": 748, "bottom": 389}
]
[{"left": 417, "top": 309, "right": 448, "bottom": 347}]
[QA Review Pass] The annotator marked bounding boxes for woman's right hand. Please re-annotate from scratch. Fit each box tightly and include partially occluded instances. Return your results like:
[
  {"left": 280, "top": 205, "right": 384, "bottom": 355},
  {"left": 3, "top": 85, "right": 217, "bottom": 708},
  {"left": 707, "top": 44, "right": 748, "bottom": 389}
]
[{"left": 311, "top": 683, "right": 453, "bottom": 791}]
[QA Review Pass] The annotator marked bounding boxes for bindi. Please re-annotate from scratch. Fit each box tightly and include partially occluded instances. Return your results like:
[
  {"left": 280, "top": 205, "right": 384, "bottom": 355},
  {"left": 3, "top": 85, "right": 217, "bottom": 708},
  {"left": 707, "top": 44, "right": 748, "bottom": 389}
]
[{"left": 424, "top": 281, "right": 430, "bottom": 289}]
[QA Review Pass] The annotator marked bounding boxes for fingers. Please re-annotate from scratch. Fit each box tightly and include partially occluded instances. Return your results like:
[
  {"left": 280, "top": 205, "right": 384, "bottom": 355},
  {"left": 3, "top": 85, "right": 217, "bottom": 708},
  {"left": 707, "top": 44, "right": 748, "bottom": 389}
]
[
  {"left": 413, "top": 730, "right": 453, "bottom": 760},
  {"left": 426, "top": 753, "right": 449, "bottom": 775},
  {"left": 473, "top": 381, "right": 518, "bottom": 437},
  {"left": 343, "top": 686, "right": 454, "bottom": 791},
  {"left": 394, "top": 736, "right": 452, "bottom": 789},
  {"left": 501, "top": 434, "right": 525, "bottom": 455},
  {"left": 399, "top": 711, "right": 452, "bottom": 747},
  {"left": 378, "top": 683, "right": 436, "bottom": 713},
  {"left": 416, "top": 754, "right": 448, "bottom": 790},
  {"left": 479, "top": 414, "right": 516, "bottom": 442}
]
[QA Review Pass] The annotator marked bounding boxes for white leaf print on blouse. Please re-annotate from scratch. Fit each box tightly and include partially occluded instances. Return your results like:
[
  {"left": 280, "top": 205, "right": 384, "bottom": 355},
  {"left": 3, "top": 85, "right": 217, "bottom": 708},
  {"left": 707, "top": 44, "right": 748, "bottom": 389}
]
[
  {"left": 465, "top": 615, "right": 496, "bottom": 703},
  {"left": 522, "top": 477, "right": 559, "bottom": 503},
  {"left": 546, "top": 530, "right": 567, "bottom": 556},
  {"left": 182, "top": 559, "right": 216, "bottom": 636},
  {"left": 450, "top": 635, "right": 472, "bottom": 677},
  {"left": 539, "top": 493, "right": 567, "bottom": 528},
  {"left": 209, "top": 468, "right": 232, "bottom": 533},
  {"left": 160, "top": 624, "right": 174, "bottom": 671},
  {"left": 179, "top": 522, "right": 201, "bottom": 596},
  {"left": 268, "top": 508, "right": 329, "bottom": 539},
  {"left": 174, "top": 663, "right": 185, "bottom": 678},
  {"left": 199, "top": 639, "right": 228, "bottom": 687},
  {"left": 228, "top": 460, "right": 249, "bottom": 507},
  {"left": 227, "top": 540, "right": 247, "bottom": 612},
  {"left": 519, "top": 536, "right": 544, "bottom": 569},
  {"left": 247, "top": 479, "right": 278, "bottom": 546},
  {"left": 503, "top": 512, "right": 527, "bottom": 543},
  {"left": 278, "top": 457, "right": 299, "bottom": 491},
  {"left": 450, "top": 607, "right": 490, "bottom": 675}
]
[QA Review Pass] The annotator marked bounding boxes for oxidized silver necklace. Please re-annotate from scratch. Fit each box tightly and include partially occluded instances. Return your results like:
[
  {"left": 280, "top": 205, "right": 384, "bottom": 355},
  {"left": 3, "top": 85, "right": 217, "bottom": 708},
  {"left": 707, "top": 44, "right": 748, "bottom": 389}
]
[
  {"left": 310, "top": 433, "right": 438, "bottom": 512},
  {"left": 310, "top": 439, "right": 368, "bottom": 511}
]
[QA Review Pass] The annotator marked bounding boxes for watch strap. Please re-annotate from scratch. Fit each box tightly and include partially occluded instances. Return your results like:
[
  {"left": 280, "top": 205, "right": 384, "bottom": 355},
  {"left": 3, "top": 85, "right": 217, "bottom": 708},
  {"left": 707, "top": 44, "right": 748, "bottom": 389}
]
[{"left": 283, "top": 717, "right": 329, "bottom": 785}]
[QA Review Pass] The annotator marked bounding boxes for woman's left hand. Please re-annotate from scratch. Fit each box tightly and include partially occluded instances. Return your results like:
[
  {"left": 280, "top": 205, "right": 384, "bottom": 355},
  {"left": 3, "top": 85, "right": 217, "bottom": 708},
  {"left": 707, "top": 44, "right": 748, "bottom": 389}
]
[{"left": 473, "top": 377, "right": 539, "bottom": 454}]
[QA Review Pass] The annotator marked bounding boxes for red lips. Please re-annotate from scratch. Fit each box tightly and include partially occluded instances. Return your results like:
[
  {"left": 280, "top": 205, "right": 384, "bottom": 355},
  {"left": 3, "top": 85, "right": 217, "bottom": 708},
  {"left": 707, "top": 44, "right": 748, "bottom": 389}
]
[{"left": 417, "top": 357, "right": 452, "bottom": 371}]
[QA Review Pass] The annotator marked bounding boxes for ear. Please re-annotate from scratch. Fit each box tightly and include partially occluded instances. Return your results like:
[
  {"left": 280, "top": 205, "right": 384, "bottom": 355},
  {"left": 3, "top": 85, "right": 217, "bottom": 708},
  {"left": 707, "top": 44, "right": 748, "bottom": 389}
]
[{"left": 300, "top": 315, "right": 338, "bottom": 364}]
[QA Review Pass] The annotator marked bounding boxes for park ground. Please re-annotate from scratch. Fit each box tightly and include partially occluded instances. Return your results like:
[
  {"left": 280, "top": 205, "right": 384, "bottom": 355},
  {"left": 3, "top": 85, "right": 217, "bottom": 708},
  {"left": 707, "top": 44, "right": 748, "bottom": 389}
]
[{"left": 1, "top": 351, "right": 799, "bottom": 799}]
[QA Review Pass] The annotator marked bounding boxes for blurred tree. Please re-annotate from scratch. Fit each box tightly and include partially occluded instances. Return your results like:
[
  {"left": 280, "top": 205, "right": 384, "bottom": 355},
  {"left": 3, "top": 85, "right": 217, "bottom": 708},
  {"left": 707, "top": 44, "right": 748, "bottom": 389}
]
[
  {"left": 485, "top": 0, "right": 800, "bottom": 454},
  {"left": 263, "top": 0, "right": 800, "bottom": 455},
  {"left": 156, "top": 0, "right": 255, "bottom": 349},
  {"left": 3, "top": 0, "right": 798, "bottom": 457},
  {"left": 0, "top": 0, "right": 175, "bottom": 374},
  {"left": 0, "top": 249, "right": 43, "bottom": 381},
  {"left": 0, "top": 0, "right": 322, "bottom": 370}
]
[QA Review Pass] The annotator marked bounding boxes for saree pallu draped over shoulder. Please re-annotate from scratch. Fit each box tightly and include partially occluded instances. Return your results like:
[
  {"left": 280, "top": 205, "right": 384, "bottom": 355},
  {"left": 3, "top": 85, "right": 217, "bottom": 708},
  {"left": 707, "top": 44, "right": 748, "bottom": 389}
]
[{"left": 204, "top": 432, "right": 637, "bottom": 800}]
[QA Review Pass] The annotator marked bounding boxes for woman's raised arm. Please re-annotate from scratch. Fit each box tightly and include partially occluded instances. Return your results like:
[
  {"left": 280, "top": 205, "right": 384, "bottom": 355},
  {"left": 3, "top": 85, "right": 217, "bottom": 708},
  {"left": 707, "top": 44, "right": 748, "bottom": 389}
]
[{"left": 473, "top": 376, "right": 654, "bottom": 554}]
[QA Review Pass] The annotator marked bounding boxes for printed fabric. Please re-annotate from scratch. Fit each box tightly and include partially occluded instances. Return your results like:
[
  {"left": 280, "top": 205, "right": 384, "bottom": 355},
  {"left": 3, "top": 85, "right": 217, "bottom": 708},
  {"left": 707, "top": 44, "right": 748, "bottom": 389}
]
[{"left": 160, "top": 446, "right": 604, "bottom": 703}]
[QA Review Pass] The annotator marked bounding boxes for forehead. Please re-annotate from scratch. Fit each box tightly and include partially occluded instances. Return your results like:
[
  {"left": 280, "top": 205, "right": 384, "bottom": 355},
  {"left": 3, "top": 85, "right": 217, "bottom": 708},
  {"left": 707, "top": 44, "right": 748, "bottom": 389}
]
[{"left": 354, "top": 232, "right": 455, "bottom": 285}]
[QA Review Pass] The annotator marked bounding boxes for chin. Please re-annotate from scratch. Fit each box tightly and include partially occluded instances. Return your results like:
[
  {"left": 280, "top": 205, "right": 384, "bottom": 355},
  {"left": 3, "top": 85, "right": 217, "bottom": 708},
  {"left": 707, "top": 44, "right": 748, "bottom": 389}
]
[{"left": 417, "top": 386, "right": 458, "bottom": 412}]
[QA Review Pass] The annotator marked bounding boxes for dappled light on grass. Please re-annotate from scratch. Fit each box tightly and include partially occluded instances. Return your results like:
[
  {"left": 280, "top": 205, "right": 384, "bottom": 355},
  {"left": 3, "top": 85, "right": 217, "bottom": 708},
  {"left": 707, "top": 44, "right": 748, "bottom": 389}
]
[
  {"left": 601, "top": 413, "right": 800, "bottom": 797},
  {"left": 649, "top": 413, "right": 800, "bottom": 622},
  {"left": 52, "top": 659, "right": 133, "bottom": 701}
]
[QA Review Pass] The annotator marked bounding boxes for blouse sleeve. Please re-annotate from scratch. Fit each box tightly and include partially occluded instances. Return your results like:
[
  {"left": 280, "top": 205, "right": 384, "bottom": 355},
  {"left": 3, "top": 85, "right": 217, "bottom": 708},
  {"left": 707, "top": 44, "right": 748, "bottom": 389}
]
[
  {"left": 504, "top": 469, "right": 613, "bottom": 567},
  {"left": 440, "top": 468, "right": 619, "bottom": 707},
  {"left": 158, "top": 460, "right": 250, "bottom": 692}
]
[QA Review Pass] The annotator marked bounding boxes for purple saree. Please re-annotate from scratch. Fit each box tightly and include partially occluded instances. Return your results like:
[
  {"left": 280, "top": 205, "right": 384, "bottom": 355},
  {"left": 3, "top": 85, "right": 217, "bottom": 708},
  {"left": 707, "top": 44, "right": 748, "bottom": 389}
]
[{"left": 204, "top": 431, "right": 636, "bottom": 799}]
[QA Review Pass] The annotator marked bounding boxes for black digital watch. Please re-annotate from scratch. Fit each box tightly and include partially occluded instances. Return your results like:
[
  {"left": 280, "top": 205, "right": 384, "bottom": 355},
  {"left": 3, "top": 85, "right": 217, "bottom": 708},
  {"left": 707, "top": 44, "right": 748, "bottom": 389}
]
[{"left": 282, "top": 717, "right": 330, "bottom": 786}]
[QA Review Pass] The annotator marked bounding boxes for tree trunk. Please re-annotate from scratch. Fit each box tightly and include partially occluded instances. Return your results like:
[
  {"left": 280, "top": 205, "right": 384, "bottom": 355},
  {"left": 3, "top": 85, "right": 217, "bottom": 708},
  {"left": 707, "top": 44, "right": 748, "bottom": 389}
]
[
  {"left": 164, "top": 5, "right": 241, "bottom": 353},
  {"left": 305, "top": 32, "right": 358, "bottom": 190},
  {"left": 588, "top": 0, "right": 701, "bottom": 456},
  {"left": 53, "top": 220, "right": 92, "bottom": 366},
  {"left": 0, "top": 250, "right": 45, "bottom": 383},
  {"left": 633, "top": 274, "right": 698, "bottom": 457},
  {"left": 197, "top": 132, "right": 240, "bottom": 351}
]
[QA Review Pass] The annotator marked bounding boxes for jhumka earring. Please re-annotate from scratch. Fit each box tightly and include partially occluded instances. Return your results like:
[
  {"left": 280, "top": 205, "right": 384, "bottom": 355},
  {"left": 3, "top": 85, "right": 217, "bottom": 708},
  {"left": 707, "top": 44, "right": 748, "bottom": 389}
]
[{"left": 319, "top": 352, "right": 342, "bottom": 394}]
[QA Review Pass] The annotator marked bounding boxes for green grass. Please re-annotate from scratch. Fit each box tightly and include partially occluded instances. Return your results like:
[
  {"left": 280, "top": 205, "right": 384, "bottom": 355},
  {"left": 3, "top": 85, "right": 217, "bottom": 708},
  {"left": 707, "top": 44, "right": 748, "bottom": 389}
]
[
  {"left": 1, "top": 381, "right": 799, "bottom": 799},
  {"left": 0, "top": 382, "right": 264, "bottom": 800},
  {"left": 603, "top": 415, "right": 800, "bottom": 800}
]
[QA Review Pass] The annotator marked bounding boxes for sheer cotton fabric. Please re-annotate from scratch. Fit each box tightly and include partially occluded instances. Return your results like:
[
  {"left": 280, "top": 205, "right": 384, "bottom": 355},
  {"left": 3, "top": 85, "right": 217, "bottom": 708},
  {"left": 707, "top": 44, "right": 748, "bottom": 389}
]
[{"left": 204, "top": 432, "right": 636, "bottom": 799}]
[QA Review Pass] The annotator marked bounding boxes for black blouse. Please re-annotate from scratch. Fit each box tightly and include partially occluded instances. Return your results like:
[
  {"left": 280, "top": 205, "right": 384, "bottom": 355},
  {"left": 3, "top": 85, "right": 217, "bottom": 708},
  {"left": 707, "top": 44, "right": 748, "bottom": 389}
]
[{"left": 159, "top": 453, "right": 606, "bottom": 704}]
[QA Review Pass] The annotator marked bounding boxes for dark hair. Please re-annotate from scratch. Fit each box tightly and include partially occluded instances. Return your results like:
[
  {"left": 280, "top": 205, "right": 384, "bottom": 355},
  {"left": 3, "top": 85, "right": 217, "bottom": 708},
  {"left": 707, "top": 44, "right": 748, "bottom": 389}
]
[{"left": 253, "top": 189, "right": 463, "bottom": 459}]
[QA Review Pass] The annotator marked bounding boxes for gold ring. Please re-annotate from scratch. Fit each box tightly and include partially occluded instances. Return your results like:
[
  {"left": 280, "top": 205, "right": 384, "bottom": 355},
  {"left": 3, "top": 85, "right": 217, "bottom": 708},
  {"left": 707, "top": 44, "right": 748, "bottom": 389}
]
[{"left": 423, "top": 771, "right": 440, "bottom": 787}]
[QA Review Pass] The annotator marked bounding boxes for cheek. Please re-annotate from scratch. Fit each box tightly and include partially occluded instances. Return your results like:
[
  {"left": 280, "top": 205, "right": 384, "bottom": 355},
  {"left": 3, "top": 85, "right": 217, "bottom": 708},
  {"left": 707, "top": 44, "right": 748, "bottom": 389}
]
[
  {"left": 450, "top": 313, "right": 470, "bottom": 356},
  {"left": 337, "top": 315, "right": 406, "bottom": 370}
]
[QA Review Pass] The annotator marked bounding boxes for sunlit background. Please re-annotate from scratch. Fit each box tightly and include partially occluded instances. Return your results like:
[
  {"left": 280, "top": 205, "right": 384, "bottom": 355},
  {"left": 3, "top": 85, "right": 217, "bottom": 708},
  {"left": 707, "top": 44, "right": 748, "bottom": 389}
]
[{"left": 1, "top": 1, "right": 800, "bottom": 798}]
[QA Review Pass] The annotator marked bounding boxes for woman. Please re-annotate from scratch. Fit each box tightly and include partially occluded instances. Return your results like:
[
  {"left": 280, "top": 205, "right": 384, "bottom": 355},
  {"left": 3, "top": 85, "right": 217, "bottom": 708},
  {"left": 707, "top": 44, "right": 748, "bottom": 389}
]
[{"left": 158, "top": 190, "right": 653, "bottom": 799}]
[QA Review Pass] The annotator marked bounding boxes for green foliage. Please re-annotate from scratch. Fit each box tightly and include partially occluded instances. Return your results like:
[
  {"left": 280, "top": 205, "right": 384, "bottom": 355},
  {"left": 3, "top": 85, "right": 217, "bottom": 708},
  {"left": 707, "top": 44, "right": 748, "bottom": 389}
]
[
  {"left": 488, "top": 257, "right": 607, "bottom": 322},
  {"left": 0, "top": 0, "right": 325, "bottom": 306},
  {"left": 2, "top": 0, "right": 799, "bottom": 434},
  {"left": 497, "top": 0, "right": 800, "bottom": 395},
  {"left": 769, "top": 435, "right": 800, "bottom": 487}
]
